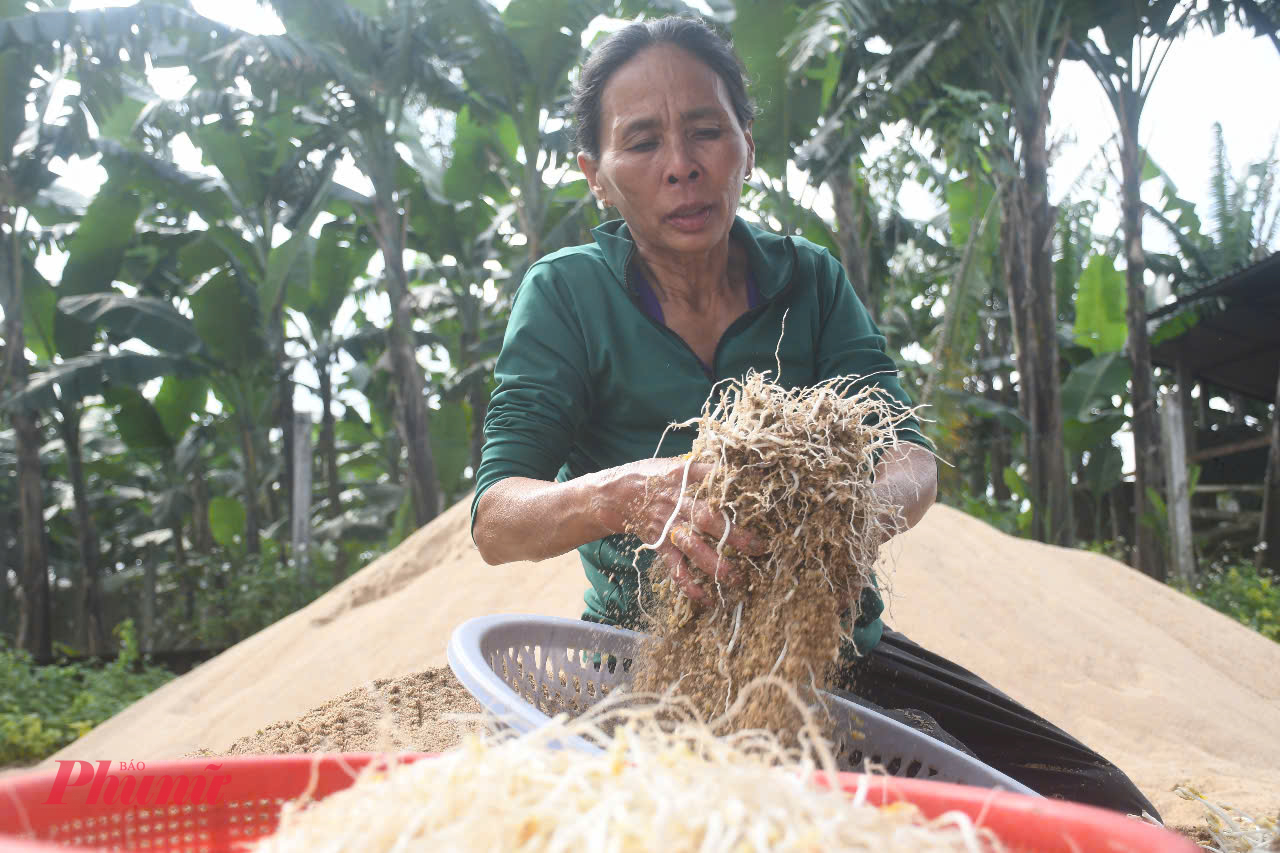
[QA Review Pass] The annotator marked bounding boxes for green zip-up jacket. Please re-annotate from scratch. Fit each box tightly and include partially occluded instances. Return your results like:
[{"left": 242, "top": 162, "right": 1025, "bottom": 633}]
[{"left": 471, "top": 216, "right": 926, "bottom": 656}]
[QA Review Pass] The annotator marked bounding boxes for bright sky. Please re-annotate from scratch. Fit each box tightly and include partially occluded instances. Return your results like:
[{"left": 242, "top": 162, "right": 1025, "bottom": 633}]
[{"left": 1053, "top": 24, "right": 1280, "bottom": 251}]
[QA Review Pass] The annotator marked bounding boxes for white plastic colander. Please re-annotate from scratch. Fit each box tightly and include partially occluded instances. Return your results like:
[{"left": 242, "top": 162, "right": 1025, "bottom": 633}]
[{"left": 447, "top": 613, "right": 1038, "bottom": 795}]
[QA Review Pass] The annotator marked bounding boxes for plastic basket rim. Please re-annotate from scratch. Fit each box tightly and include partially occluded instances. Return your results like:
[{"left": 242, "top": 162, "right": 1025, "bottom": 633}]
[{"left": 0, "top": 752, "right": 1197, "bottom": 853}]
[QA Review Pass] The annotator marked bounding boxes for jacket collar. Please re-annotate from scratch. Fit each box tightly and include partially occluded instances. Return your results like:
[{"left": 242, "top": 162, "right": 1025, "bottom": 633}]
[{"left": 590, "top": 215, "right": 796, "bottom": 300}]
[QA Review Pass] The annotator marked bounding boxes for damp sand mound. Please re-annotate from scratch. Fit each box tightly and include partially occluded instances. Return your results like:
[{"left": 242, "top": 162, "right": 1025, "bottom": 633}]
[{"left": 632, "top": 372, "right": 919, "bottom": 734}]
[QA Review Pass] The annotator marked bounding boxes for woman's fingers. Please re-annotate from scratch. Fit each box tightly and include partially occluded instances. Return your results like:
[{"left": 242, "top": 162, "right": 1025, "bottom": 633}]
[
  {"left": 688, "top": 501, "right": 767, "bottom": 556},
  {"left": 670, "top": 522, "right": 741, "bottom": 587},
  {"left": 659, "top": 544, "right": 707, "bottom": 603}
]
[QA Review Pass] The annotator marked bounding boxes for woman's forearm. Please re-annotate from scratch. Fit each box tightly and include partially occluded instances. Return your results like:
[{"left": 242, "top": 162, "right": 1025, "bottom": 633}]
[
  {"left": 472, "top": 457, "right": 763, "bottom": 575},
  {"left": 472, "top": 475, "right": 617, "bottom": 565}
]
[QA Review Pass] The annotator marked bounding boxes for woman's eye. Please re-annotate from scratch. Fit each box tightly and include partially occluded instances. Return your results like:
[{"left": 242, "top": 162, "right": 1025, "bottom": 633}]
[
  {"left": 630, "top": 140, "right": 658, "bottom": 151},
  {"left": 694, "top": 128, "right": 722, "bottom": 139}
]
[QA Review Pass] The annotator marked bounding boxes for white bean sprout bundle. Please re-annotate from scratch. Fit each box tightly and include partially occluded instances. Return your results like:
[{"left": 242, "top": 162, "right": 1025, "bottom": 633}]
[{"left": 254, "top": 681, "right": 1003, "bottom": 853}]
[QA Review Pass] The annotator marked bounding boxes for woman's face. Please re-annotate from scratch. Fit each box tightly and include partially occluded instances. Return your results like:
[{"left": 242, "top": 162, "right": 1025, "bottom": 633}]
[{"left": 578, "top": 44, "right": 754, "bottom": 260}]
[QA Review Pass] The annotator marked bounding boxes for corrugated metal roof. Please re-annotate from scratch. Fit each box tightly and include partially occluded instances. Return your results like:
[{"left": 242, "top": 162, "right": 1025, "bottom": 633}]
[{"left": 1149, "top": 250, "right": 1280, "bottom": 402}]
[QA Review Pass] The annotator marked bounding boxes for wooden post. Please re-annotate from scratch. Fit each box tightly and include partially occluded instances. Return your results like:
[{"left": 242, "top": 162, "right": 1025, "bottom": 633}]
[
  {"left": 291, "top": 412, "right": 314, "bottom": 580},
  {"left": 1176, "top": 360, "right": 1195, "bottom": 456},
  {"left": 1259, "top": 371, "right": 1280, "bottom": 573},
  {"left": 1161, "top": 383, "right": 1196, "bottom": 585}
]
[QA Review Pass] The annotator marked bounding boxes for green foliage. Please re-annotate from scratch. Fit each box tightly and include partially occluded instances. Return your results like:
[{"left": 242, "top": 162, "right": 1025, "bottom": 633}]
[
  {"left": 208, "top": 496, "right": 247, "bottom": 549},
  {"left": 999, "top": 466, "right": 1034, "bottom": 535},
  {"left": 0, "top": 621, "right": 173, "bottom": 765},
  {"left": 189, "top": 540, "right": 337, "bottom": 648},
  {"left": 1073, "top": 254, "right": 1128, "bottom": 355},
  {"left": 1060, "top": 352, "right": 1130, "bottom": 424},
  {"left": 1178, "top": 564, "right": 1280, "bottom": 643},
  {"left": 951, "top": 492, "right": 1025, "bottom": 537}
]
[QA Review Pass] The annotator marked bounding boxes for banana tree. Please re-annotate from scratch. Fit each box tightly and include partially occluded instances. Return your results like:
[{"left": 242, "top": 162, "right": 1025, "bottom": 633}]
[
  {"left": 444, "top": 0, "right": 605, "bottom": 275},
  {"left": 0, "top": 0, "right": 224, "bottom": 656},
  {"left": 211, "top": 0, "right": 481, "bottom": 528},
  {"left": 1068, "top": 0, "right": 1199, "bottom": 578},
  {"left": 287, "top": 217, "right": 377, "bottom": 522},
  {"left": 136, "top": 81, "right": 348, "bottom": 538},
  {"left": 785, "top": 0, "right": 1078, "bottom": 544}
]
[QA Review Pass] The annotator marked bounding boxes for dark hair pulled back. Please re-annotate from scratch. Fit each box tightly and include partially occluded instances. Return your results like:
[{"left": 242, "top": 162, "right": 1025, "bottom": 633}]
[{"left": 572, "top": 16, "right": 756, "bottom": 161}]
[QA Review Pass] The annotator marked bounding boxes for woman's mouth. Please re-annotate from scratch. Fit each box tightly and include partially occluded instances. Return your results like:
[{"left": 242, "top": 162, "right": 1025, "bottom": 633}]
[{"left": 665, "top": 205, "right": 713, "bottom": 232}]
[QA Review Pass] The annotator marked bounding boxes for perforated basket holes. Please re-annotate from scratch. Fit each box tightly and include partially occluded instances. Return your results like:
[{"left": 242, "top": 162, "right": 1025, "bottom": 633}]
[
  {"left": 219, "top": 796, "right": 288, "bottom": 846},
  {"left": 488, "top": 642, "right": 632, "bottom": 719},
  {"left": 40, "top": 801, "right": 251, "bottom": 852},
  {"left": 832, "top": 728, "right": 940, "bottom": 782}
]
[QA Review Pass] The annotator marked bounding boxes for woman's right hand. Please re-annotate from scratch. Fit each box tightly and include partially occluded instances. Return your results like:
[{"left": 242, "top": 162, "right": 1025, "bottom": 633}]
[{"left": 592, "top": 457, "right": 766, "bottom": 603}]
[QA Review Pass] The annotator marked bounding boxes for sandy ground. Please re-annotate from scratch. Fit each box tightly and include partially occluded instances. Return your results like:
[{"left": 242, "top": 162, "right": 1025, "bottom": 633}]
[{"left": 33, "top": 499, "right": 1280, "bottom": 826}]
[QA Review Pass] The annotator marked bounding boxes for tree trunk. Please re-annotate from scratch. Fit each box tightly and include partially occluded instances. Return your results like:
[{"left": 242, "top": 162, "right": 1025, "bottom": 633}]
[
  {"left": 1021, "top": 108, "right": 1071, "bottom": 547},
  {"left": 2, "top": 219, "right": 52, "bottom": 659},
  {"left": 11, "top": 409, "right": 51, "bottom": 658},
  {"left": 1258, "top": 369, "right": 1280, "bottom": 574},
  {"left": 990, "top": 298, "right": 1013, "bottom": 503},
  {"left": 57, "top": 401, "right": 107, "bottom": 655},
  {"left": 238, "top": 419, "right": 262, "bottom": 554},
  {"left": 829, "top": 164, "right": 876, "bottom": 321},
  {"left": 142, "top": 545, "right": 157, "bottom": 655},
  {"left": 173, "top": 521, "right": 195, "bottom": 624},
  {"left": 375, "top": 203, "right": 440, "bottom": 528},
  {"left": 191, "top": 468, "right": 215, "bottom": 552},
  {"left": 1119, "top": 93, "right": 1165, "bottom": 581},
  {"left": 276, "top": 370, "right": 294, "bottom": 536},
  {"left": 319, "top": 354, "right": 342, "bottom": 517},
  {"left": 1002, "top": 177, "right": 1067, "bottom": 545}
]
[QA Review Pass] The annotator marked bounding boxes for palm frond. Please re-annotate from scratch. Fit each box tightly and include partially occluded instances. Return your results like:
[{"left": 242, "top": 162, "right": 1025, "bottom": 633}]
[{"left": 783, "top": 0, "right": 892, "bottom": 75}]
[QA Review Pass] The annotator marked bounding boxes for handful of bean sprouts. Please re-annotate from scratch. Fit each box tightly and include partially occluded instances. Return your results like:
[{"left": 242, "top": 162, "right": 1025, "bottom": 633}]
[{"left": 633, "top": 369, "right": 923, "bottom": 734}]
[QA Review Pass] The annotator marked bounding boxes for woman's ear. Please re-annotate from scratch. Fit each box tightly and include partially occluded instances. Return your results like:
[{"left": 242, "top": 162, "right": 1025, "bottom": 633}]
[{"left": 577, "top": 152, "right": 609, "bottom": 207}]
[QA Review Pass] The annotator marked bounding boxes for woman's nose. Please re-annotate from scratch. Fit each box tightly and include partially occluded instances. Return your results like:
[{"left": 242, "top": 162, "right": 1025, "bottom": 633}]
[{"left": 665, "top": 139, "right": 700, "bottom": 184}]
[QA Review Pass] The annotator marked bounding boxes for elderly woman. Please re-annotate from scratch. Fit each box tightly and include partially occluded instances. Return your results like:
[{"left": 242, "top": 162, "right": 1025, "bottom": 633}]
[{"left": 470, "top": 16, "right": 1158, "bottom": 819}]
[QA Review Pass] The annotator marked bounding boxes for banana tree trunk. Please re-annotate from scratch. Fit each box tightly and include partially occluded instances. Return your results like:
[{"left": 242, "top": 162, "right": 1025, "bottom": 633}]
[
  {"left": 191, "top": 467, "right": 214, "bottom": 552},
  {"left": 57, "top": 401, "right": 107, "bottom": 655},
  {"left": 1022, "top": 109, "right": 1071, "bottom": 546},
  {"left": 1118, "top": 92, "right": 1165, "bottom": 580},
  {"left": 275, "top": 371, "right": 294, "bottom": 535},
  {"left": 319, "top": 354, "right": 341, "bottom": 516},
  {"left": 374, "top": 203, "right": 440, "bottom": 527},
  {"left": 238, "top": 418, "right": 262, "bottom": 554},
  {"left": 830, "top": 165, "right": 876, "bottom": 322},
  {"left": 12, "top": 408, "right": 51, "bottom": 659},
  {"left": 172, "top": 521, "right": 195, "bottom": 623},
  {"left": 3, "top": 218, "right": 52, "bottom": 659}
]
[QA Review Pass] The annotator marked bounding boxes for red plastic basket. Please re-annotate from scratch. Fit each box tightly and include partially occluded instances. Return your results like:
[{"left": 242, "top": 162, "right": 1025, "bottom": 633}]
[{"left": 0, "top": 754, "right": 1198, "bottom": 852}]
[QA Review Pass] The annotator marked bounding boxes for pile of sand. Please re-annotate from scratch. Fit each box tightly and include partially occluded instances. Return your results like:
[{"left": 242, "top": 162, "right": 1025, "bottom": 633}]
[
  {"left": 205, "top": 668, "right": 481, "bottom": 757},
  {"left": 40, "top": 498, "right": 1280, "bottom": 825}
]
